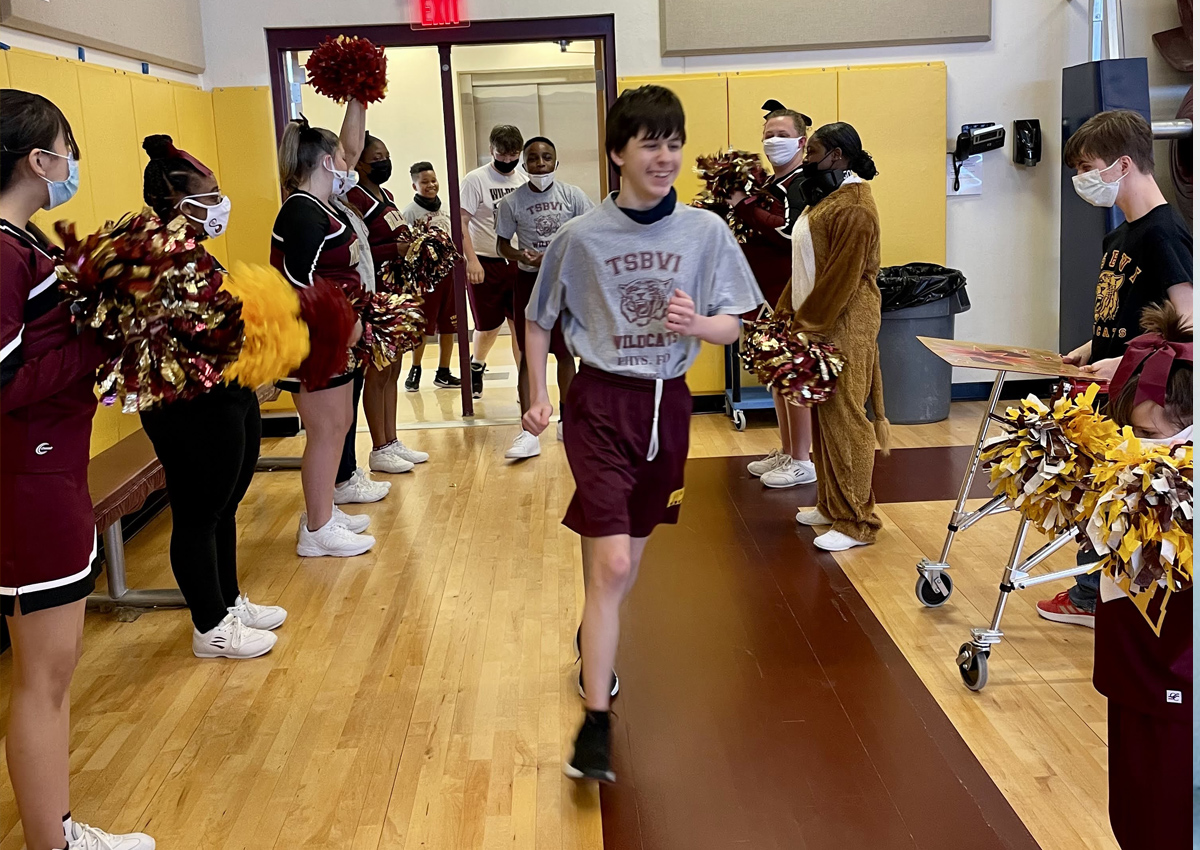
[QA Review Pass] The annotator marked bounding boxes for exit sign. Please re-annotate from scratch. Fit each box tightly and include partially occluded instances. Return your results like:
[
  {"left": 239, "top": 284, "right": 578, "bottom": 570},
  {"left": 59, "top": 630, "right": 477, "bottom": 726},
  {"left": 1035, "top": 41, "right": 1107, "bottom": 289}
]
[{"left": 412, "top": 0, "right": 469, "bottom": 29}]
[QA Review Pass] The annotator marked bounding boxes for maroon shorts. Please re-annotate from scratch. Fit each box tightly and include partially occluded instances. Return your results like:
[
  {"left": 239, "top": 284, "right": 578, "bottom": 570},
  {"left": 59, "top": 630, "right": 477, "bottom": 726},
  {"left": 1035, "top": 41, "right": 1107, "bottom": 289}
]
[
  {"left": 1, "top": 468, "right": 100, "bottom": 615},
  {"left": 562, "top": 365, "right": 691, "bottom": 539},
  {"left": 467, "top": 255, "right": 517, "bottom": 332},
  {"left": 421, "top": 276, "right": 458, "bottom": 335},
  {"left": 1107, "top": 701, "right": 1190, "bottom": 848},
  {"left": 514, "top": 270, "right": 571, "bottom": 358}
]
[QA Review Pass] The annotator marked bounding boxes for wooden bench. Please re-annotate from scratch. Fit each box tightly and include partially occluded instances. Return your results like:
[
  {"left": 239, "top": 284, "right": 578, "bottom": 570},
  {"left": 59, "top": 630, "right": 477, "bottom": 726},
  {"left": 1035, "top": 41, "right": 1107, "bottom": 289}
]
[{"left": 87, "top": 429, "right": 184, "bottom": 610}]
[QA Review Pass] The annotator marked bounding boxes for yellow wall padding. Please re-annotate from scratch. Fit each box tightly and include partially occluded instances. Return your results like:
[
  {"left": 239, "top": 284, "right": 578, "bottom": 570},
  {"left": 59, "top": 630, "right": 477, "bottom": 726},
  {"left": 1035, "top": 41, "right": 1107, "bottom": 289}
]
[
  {"left": 8, "top": 49, "right": 99, "bottom": 237},
  {"left": 836, "top": 63, "right": 947, "bottom": 266},
  {"left": 172, "top": 84, "right": 228, "bottom": 264},
  {"left": 212, "top": 87, "right": 281, "bottom": 268},
  {"left": 130, "top": 75, "right": 181, "bottom": 157},
  {"left": 77, "top": 65, "right": 144, "bottom": 225},
  {"left": 727, "top": 69, "right": 839, "bottom": 150},
  {"left": 0, "top": 50, "right": 10, "bottom": 88}
]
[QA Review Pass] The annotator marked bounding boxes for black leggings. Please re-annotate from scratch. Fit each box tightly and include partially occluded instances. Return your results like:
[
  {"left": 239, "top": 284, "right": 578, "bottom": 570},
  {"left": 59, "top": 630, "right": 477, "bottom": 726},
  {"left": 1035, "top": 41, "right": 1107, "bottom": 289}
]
[
  {"left": 337, "top": 368, "right": 365, "bottom": 486},
  {"left": 140, "top": 385, "right": 261, "bottom": 633}
]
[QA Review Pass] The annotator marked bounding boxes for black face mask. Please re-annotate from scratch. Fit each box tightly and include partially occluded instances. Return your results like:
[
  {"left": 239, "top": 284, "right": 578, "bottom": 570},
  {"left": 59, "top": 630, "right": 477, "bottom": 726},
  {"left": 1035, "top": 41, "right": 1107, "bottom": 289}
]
[
  {"left": 794, "top": 151, "right": 846, "bottom": 209},
  {"left": 493, "top": 157, "right": 519, "bottom": 174},
  {"left": 368, "top": 158, "right": 393, "bottom": 185}
]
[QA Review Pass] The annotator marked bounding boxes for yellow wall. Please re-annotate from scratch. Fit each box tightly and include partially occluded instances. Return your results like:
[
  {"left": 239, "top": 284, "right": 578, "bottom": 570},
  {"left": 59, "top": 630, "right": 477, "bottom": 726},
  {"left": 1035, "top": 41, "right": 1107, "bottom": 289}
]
[
  {"left": 616, "top": 63, "right": 946, "bottom": 394},
  {"left": 4, "top": 47, "right": 285, "bottom": 451}
]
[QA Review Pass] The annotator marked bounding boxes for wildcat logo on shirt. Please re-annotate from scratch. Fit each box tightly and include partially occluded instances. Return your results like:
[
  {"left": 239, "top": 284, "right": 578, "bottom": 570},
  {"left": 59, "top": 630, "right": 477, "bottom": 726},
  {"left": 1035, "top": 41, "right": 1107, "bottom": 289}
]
[
  {"left": 618, "top": 279, "right": 674, "bottom": 327},
  {"left": 534, "top": 214, "right": 559, "bottom": 238},
  {"left": 1094, "top": 271, "right": 1123, "bottom": 322}
]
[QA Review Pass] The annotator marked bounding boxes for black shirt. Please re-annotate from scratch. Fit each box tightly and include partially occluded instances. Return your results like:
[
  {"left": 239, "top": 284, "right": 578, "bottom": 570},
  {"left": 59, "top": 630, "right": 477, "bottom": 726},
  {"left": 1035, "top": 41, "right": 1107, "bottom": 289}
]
[
  {"left": 1090, "top": 203, "right": 1192, "bottom": 363},
  {"left": 269, "top": 191, "right": 361, "bottom": 291}
]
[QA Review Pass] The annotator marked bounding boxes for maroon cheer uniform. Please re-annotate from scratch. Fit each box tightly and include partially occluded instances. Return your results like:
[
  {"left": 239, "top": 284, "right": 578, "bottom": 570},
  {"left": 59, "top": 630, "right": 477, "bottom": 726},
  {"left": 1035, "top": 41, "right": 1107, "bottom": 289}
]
[
  {"left": 731, "top": 169, "right": 801, "bottom": 312},
  {"left": 270, "top": 190, "right": 362, "bottom": 391},
  {"left": 343, "top": 184, "right": 408, "bottom": 292},
  {"left": 1, "top": 220, "right": 105, "bottom": 615},
  {"left": 1094, "top": 588, "right": 1192, "bottom": 848}
]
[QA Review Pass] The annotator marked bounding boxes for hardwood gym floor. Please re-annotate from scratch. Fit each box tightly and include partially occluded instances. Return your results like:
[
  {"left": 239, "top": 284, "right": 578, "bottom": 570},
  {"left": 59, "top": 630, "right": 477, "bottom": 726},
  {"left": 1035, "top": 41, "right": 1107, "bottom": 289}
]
[{"left": 0, "top": 404, "right": 1109, "bottom": 849}]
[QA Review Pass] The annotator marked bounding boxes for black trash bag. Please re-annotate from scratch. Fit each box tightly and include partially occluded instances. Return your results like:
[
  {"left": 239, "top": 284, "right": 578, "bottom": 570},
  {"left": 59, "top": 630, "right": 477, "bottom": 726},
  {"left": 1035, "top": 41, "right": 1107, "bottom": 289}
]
[{"left": 877, "top": 263, "right": 967, "bottom": 312}]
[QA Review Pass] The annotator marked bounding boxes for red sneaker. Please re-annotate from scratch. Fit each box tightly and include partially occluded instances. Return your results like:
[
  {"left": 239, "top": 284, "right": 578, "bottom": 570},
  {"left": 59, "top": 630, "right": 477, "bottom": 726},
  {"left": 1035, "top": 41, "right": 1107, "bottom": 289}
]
[{"left": 1036, "top": 590, "right": 1096, "bottom": 628}]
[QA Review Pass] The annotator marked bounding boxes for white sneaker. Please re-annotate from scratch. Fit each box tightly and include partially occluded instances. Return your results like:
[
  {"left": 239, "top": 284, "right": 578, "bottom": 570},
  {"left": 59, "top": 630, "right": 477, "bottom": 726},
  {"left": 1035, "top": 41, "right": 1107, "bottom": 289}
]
[
  {"left": 505, "top": 430, "right": 542, "bottom": 459},
  {"left": 387, "top": 440, "right": 429, "bottom": 464},
  {"left": 192, "top": 612, "right": 277, "bottom": 659},
  {"left": 761, "top": 458, "right": 817, "bottom": 489},
  {"left": 228, "top": 594, "right": 287, "bottom": 631},
  {"left": 334, "top": 468, "right": 391, "bottom": 503},
  {"left": 747, "top": 448, "right": 787, "bottom": 477},
  {"left": 66, "top": 820, "right": 156, "bottom": 850},
  {"left": 369, "top": 446, "right": 415, "bottom": 475},
  {"left": 331, "top": 505, "right": 371, "bottom": 533},
  {"left": 813, "top": 529, "right": 870, "bottom": 552},
  {"left": 557, "top": 421, "right": 565, "bottom": 442},
  {"left": 795, "top": 507, "right": 833, "bottom": 526},
  {"left": 297, "top": 515, "right": 375, "bottom": 558}
]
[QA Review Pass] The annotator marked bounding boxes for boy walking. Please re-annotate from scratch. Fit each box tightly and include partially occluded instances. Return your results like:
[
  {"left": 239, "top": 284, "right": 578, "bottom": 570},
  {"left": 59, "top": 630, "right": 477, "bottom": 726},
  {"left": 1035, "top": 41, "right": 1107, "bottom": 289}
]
[
  {"left": 522, "top": 86, "right": 762, "bottom": 781},
  {"left": 496, "top": 136, "right": 593, "bottom": 459}
]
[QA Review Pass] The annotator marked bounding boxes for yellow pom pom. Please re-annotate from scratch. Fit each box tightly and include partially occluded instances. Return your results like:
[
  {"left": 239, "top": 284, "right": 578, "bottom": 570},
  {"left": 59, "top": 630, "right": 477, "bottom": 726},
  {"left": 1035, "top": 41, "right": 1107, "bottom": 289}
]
[{"left": 221, "top": 262, "right": 310, "bottom": 388}]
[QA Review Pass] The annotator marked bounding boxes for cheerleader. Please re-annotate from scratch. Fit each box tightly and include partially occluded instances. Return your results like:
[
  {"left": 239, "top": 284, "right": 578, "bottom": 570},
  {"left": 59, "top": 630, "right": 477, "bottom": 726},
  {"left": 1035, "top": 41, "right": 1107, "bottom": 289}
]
[
  {"left": 138, "top": 135, "right": 285, "bottom": 658},
  {"left": 734, "top": 101, "right": 818, "bottom": 490},
  {"left": 344, "top": 131, "right": 428, "bottom": 471},
  {"left": 272, "top": 102, "right": 380, "bottom": 558},
  {"left": 1, "top": 89, "right": 155, "bottom": 850},
  {"left": 780, "top": 122, "right": 890, "bottom": 551}
]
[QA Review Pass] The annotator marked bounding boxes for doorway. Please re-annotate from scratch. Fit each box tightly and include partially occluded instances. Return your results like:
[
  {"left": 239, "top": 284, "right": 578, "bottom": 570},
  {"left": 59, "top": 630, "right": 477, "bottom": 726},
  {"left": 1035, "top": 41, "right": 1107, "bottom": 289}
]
[{"left": 267, "top": 18, "right": 617, "bottom": 425}]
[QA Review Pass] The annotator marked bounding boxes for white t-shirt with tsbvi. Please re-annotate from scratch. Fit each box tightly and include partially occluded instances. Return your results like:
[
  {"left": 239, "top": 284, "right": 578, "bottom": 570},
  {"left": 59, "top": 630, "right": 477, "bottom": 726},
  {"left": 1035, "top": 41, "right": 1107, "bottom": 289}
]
[{"left": 459, "top": 163, "right": 526, "bottom": 258}]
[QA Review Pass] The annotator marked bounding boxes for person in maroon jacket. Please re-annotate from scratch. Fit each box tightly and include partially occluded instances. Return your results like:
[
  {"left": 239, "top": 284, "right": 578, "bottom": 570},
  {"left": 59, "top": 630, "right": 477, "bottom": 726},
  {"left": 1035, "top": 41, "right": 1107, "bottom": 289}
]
[
  {"left": 1092, "top": 303, "right": 1191, "bottom": 850},
  {"left": 345, "top": 132, "right": 429, "bottom": 472},
  {"left": 1, "top": 90, "right": 156, "bottom": 850},
  {"left": 731, "top": 102, "right": 818, "bottom": 490}
]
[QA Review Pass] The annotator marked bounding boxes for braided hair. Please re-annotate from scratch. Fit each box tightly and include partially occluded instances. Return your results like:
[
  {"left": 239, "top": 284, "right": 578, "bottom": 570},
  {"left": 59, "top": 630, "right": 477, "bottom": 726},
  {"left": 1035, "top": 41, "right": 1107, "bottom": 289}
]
[{"left": 142, "top": 134, "right": 209, "bottom": 221}]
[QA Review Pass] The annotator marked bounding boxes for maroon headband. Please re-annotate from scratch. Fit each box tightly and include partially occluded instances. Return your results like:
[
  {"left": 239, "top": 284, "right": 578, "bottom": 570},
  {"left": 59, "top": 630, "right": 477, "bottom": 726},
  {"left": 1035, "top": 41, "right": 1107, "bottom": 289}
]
[
  {"left": 166, "top": 140, "right": 213, "bottom": 178},
  {"left": 1108, "top": 331, "right": 1193, "bottom": 408}
]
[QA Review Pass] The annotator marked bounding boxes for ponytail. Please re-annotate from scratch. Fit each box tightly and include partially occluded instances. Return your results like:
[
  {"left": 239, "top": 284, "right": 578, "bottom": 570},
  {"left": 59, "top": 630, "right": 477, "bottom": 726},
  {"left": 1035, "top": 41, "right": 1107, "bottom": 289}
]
[
  {"left": 810, "top": 121, "right": 878, "bottom": 181},
  {"left": 279, "top": 115, "right": 339, "bottom": 197}
]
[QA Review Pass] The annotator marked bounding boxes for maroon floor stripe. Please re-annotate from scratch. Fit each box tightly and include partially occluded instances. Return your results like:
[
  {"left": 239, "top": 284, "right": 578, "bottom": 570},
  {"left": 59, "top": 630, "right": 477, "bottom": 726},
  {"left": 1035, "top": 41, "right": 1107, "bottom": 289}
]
[{"left": 597, "top": 453, "right": 1039, "bottom": 850}]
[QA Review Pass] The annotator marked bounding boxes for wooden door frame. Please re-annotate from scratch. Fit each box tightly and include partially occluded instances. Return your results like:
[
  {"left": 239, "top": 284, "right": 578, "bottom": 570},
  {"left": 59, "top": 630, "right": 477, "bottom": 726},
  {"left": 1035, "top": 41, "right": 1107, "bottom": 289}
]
[{"left": 265, "top": 17, "right": 618, "bottom": 417}]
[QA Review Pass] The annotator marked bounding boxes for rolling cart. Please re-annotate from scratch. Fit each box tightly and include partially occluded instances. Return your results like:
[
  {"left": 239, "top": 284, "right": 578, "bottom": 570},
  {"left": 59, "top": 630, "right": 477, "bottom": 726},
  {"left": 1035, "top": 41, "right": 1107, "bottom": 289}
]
[{"left": 723, "top": 338, "right": 775, "bottom": 431}]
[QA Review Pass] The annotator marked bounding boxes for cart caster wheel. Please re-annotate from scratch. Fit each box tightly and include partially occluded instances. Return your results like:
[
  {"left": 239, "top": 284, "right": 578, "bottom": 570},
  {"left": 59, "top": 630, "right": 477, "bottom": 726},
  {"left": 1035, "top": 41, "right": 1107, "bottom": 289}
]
[
  {"left": 732, "top": 410, "right": 747, "bottom": 431},
  {"left": 957, "top": 643, "right": 988, "bottom": 691},
  {"left": 915, "top": 573, "right": 953, "bottom": 608}
]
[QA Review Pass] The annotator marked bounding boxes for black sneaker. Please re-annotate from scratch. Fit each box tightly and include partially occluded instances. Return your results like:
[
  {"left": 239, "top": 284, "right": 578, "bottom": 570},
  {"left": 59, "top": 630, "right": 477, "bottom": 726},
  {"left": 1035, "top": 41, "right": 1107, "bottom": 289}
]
[
  {"left": 575, "top": 625, "right": 620, "bottom": 699},
  {"left": 564, "top": 710, "right": 615, "bottom": 783},
  {"left": 470, "top": 361, "right": 485, "bottom": 399},
  {"left": 433, "top": 367, "right": 461, "bottom": 389},
  {"left": 404, "top": 365, "right": 422, "bottom": 393}
]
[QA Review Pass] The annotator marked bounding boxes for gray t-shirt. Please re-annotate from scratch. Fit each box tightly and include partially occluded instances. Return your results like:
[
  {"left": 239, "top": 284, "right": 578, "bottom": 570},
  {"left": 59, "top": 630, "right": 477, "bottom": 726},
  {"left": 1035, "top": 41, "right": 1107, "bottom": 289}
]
[
  {"left": 496, "top": 181, "right": 594, "bottom": 272},
  {"left": 527, "top": 196, "right": 763, "bottom": 380},
  {"left": 401, "top": 199, "right": 452, "bottom": 233}
]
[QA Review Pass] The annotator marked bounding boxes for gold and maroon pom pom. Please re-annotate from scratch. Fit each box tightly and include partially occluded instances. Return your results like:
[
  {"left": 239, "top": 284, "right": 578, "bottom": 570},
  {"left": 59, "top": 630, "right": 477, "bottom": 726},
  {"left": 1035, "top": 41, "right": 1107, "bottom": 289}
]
[
  {"left": 305, "top": 35, "right": 388, "bottom": 105},
  {"left": 739, "top": 315, "right": 845, "bottom": 406},
  {"left": 56, "top": 212, "right": 244, "bottom": 412},
  {"left": 350, "top": 288, "right": 426, "bottom": 369},
  {"left": 692, "top": 150, "right": 769, "bottom": 243},
  {"left": 400, "top": 218, "right": 461, "bottom": 293}
]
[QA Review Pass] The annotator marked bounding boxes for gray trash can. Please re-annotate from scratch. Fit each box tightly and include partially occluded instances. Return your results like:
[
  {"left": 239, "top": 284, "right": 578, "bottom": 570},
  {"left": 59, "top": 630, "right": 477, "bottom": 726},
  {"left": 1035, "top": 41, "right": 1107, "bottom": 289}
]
[{"left": 876, "top": 287, "right": 971, "bottom": 424}]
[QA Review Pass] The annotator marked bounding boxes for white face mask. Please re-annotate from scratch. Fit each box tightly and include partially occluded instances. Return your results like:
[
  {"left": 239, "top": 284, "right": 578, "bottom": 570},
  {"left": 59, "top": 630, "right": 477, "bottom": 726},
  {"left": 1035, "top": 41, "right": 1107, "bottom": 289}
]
[
  {"left": 763, "top": 136, "right": 803, "bottom": 167},
  {"left": 178, "top": 193, "right": 231, "bottom": 238},
  {"left": 1142, "top": 424, "right": 1193, "bottom": 445},
  {"left": 324, "top": 156, "right": 357, "bottom": 196},
  {"left": 526, "top": 170, "right": 556, "bottom": 191},
  {"left": 1071, "top": 159, "right": 1126, "bottom": 207}
]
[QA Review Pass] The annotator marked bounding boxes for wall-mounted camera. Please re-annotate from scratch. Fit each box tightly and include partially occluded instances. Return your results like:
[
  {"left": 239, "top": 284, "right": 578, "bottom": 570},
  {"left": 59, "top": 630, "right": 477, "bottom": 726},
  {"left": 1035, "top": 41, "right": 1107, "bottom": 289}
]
[
  {"left": 1012, "top": 119, "right": 1041, "bottom": 166},
  {"left": 951, "top": 123, "right": 1006, "bottom": 191}
]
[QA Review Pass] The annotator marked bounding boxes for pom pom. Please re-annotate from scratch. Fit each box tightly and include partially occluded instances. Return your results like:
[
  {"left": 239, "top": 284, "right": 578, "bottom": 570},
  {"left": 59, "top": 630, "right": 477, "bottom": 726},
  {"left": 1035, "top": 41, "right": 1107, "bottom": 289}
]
[
  {"left": 980, "top": 384, "right": 1120, "bottom": 536},
  {"left": 739, "top": 314, "right": 845, "bottom": 406},
  {"left": 221, "top": 262, "right": 310, "bottom": 388},
  {"left": 295, "top": 278, "right": 356, "bottom": 389},
  {"left": 344, "top": 283, "right": 426, "bottom": 370},
  {"left": 55, "top": 212, "right": 244, "bottom": 412},
  {"left": 305, "top": 35, "right": 388, "bottom": 105},
  {"left": 1085, "top": 436, "right": 1193, "bottom": 635},
  {"left": 397, "top": 218, "right": 461, "bottom": 293},
  {"left": 691, "top": 149, "right": 769, "bottom": 243}
]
